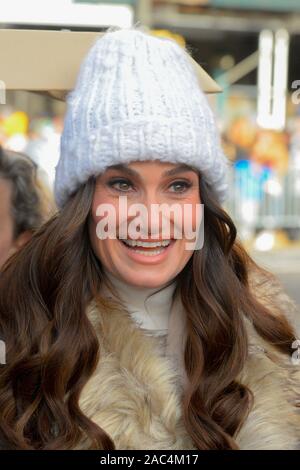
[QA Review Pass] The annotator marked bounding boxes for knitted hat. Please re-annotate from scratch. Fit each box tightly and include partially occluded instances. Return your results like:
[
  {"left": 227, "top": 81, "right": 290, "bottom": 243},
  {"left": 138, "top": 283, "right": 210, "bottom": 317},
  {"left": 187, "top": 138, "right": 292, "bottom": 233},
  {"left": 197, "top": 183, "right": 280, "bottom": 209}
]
[{"left": 54, "top": 25, "right": 229, "bottom": 208}]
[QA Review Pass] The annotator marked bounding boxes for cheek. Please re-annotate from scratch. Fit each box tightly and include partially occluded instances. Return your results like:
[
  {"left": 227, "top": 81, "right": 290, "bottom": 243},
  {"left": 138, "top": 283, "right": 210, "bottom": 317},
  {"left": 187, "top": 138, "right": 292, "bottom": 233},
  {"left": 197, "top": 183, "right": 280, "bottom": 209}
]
[
  {"left": 88, "top": 215, "right": 117, "bottom": 269},
  {"left": 174, "top": 192, "right": 201, "bottom": 239},
  {"left": 188, "top": 191, "right": 201, "bottom": 229},
  {"left": 89, "top": 192, "right": 120, "bottom": 259}
]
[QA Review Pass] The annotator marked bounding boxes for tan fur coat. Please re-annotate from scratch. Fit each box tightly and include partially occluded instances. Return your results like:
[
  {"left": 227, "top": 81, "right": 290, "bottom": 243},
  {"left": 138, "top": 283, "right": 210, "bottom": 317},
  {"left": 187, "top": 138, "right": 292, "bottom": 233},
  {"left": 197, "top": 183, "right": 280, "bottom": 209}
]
[{"left": 77, "top": 271, "right": 300, "bottom": 450}]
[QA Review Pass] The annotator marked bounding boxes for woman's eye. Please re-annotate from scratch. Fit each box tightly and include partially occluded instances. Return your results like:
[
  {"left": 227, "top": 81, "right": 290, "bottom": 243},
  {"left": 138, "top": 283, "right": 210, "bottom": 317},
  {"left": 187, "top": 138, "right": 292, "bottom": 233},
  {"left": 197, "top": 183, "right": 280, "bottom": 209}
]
[
  {"left": 169, "top": 181, "right": 192, "bottom": 193},
  {"left": 108, "top": 179, "right": 134, "bottom": 192}
]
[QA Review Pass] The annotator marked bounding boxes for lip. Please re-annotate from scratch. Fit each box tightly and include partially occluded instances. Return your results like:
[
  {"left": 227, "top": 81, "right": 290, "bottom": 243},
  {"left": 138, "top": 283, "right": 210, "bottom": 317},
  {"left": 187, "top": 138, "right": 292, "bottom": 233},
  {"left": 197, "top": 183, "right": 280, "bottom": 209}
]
[
  {"left": 118, "top": 238, "right": 176, "bottom": 265},
  {"left": 119, "top": 237, "right": 174, "bottom": 242}
]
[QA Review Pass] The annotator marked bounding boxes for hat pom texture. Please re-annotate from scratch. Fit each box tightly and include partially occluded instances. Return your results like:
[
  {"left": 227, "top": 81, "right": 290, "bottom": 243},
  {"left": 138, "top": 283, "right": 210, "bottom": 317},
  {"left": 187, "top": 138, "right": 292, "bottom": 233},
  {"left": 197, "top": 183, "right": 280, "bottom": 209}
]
[{"left": 54, "top": 26, "right": 229, "bottom": 208}]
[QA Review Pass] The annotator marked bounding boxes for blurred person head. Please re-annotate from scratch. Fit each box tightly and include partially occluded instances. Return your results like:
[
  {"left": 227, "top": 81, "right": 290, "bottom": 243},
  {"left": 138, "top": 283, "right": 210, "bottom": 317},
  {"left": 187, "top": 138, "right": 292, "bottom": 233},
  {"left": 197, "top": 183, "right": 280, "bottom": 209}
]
[{"left": 0, "top": 146, "right": 56, "bottom": 268}]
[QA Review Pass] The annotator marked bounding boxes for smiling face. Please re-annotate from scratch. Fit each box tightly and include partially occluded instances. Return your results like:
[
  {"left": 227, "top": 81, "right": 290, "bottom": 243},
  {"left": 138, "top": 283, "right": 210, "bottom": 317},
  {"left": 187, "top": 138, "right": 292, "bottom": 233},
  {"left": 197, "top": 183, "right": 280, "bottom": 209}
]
[{"left": 88, "top": 160, "right": 201, "bottom": 288}]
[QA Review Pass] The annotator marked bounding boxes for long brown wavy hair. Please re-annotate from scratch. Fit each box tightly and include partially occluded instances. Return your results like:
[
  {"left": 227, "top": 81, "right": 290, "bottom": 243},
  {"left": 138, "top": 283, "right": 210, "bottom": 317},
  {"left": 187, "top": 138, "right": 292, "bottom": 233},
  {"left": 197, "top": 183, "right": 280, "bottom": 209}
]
[{"left": 0, "top": 173, "right": 297, "bottom": 449}]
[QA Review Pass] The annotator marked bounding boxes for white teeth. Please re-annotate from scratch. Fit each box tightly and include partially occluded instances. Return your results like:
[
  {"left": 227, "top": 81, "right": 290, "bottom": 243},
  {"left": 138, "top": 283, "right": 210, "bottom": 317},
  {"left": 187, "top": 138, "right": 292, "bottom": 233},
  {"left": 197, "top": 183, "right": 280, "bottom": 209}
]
[
  {"left": 134, "top": 248, "right": 165, "bottom": 256},
  {"left": 121, "top": 239, "right": 171, "bottom": 248}
]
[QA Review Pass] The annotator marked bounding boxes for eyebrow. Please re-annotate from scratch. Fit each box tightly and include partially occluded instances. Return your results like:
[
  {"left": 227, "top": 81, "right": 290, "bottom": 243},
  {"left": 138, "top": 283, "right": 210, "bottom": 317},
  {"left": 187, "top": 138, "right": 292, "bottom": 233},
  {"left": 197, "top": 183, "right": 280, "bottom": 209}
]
[{"left": 106, "top": 163, "right": 198, "bottom": 179}]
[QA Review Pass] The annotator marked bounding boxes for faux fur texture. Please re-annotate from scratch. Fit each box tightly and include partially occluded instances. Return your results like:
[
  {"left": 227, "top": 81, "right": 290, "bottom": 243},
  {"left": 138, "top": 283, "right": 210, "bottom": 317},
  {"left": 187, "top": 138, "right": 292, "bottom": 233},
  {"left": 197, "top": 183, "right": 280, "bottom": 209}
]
[{"left": 77, "top": 270, "right": 300, "bottom": 450}]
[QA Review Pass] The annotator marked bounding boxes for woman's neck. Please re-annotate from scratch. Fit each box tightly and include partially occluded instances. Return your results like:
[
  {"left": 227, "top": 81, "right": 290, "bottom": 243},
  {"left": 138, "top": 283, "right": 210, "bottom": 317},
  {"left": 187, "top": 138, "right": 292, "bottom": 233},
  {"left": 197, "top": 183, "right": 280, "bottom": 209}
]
[{"left": 101, "top": 268, "right": 178, "bottom": 333}]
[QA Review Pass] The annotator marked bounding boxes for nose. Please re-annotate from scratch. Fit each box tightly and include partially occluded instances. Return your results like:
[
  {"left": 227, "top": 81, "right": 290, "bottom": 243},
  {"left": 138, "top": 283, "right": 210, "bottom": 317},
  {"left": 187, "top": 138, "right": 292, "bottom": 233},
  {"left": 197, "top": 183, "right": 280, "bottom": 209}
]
[{"left": 135, "top": 192, "right": 174, "bottom": 239}]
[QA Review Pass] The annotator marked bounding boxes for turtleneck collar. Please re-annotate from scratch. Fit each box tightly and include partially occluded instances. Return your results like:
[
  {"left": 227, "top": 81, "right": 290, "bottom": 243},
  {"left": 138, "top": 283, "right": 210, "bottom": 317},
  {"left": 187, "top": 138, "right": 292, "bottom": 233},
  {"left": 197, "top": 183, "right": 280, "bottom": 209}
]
[
  {"left": 99, "top": 267, "right": 189, "bottom": 393},
  {"left": 101, "top": 268, "right": 178, "bottom": 334}
]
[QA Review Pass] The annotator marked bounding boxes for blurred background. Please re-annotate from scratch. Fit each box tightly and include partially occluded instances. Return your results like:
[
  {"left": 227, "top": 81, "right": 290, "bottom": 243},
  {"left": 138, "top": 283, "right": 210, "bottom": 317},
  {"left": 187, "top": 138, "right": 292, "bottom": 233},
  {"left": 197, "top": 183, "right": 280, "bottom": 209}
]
[{"left": 0, "top": 0, "right": 299, "bottom": 309}]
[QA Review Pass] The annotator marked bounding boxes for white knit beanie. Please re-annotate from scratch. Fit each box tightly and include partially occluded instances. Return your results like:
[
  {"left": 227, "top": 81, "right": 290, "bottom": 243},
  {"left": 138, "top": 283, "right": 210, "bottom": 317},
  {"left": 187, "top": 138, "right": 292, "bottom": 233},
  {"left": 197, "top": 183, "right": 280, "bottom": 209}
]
[{"left": 54, "top": 25, "right": 229, "bottom": 208}]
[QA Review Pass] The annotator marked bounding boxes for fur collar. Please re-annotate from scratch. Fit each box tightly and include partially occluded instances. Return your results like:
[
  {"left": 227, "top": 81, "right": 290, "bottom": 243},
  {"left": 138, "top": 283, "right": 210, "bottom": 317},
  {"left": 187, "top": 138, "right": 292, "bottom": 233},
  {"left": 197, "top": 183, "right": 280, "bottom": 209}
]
[{"left": 77, "top": 273, "right": 300, "bottom": 450}]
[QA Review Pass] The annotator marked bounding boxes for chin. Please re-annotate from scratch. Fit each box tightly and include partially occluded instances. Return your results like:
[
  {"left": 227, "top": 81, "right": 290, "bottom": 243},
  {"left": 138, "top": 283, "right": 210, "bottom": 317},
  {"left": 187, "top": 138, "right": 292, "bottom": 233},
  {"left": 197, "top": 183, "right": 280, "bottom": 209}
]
[{"left": 117, "top": 269, "right": 173, "bottom": 289}]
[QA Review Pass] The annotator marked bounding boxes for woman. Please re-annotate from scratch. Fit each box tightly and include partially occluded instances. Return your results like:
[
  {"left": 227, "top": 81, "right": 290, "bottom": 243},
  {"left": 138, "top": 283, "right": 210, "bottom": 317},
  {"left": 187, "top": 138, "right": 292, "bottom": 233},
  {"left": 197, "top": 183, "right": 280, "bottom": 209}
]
[
  {"left": 0, "top": 146, "right": 55, "bottom": 269},
  {"left": 0, "top": 26, "right": 299, "bottom": 450}
]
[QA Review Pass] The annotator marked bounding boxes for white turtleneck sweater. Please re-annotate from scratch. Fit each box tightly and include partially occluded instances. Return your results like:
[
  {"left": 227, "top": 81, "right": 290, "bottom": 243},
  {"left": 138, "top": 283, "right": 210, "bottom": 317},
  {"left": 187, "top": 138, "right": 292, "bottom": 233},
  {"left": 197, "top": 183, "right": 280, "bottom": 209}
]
[{"left": 100, "top": 268, "right": 189, "bottom": 391}]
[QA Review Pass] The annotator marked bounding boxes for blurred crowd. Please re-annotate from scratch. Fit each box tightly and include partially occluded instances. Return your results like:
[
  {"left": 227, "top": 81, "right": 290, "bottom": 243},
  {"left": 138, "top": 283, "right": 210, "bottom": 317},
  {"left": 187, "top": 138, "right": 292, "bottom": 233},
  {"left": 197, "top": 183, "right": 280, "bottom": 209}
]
[
  {"left": 224, "top": 111, "right": 300, "bottom": 173},
  {"left": 222, "top": 109, "right": 300, "bottom": 246}
]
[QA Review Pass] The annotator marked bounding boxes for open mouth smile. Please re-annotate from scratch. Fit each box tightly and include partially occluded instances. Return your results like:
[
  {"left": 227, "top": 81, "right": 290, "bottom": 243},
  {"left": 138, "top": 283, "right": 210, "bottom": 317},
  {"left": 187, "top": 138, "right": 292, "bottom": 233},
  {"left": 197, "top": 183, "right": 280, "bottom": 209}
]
[{"left": 118, "top": 237, "right": 177, "bottom": 262}]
